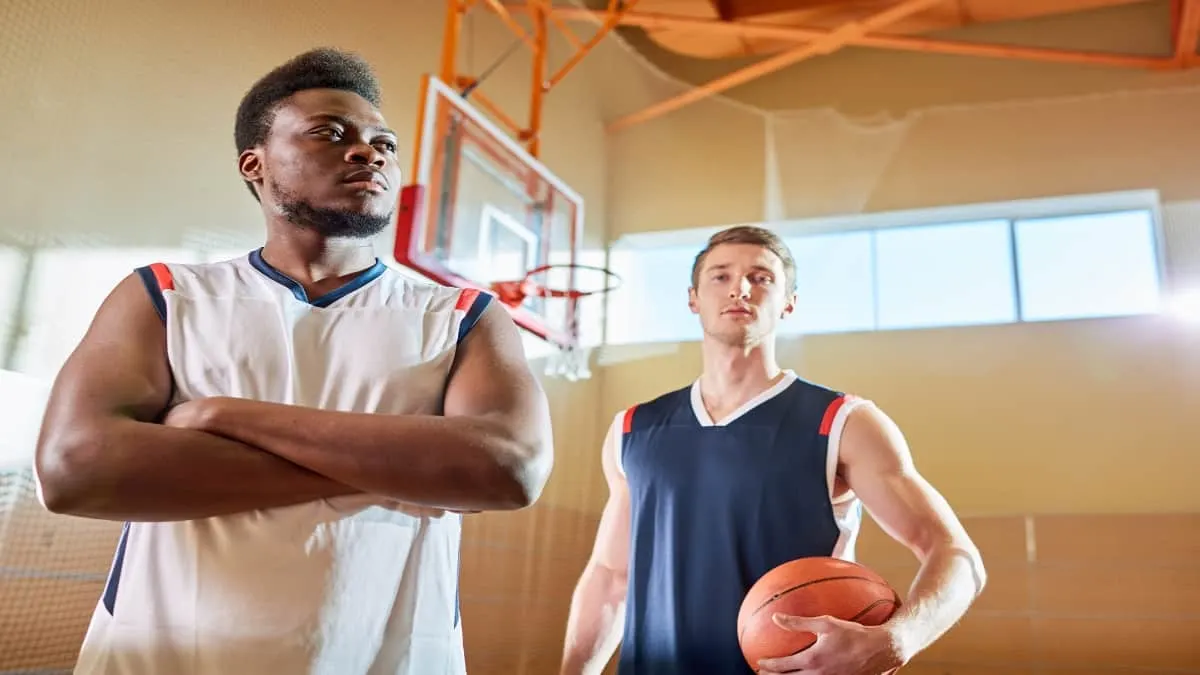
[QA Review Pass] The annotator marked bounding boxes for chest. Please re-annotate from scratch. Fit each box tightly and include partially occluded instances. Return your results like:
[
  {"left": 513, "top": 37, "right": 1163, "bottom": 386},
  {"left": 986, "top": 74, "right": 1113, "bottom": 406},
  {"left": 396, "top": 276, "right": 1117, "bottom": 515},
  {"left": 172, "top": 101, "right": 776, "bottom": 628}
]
[
  {"left": 622, "top": 422, "right": 830, "bottom": 500},
  {"left": 162, "top": 291, "right": 459, "bottom": 412}
]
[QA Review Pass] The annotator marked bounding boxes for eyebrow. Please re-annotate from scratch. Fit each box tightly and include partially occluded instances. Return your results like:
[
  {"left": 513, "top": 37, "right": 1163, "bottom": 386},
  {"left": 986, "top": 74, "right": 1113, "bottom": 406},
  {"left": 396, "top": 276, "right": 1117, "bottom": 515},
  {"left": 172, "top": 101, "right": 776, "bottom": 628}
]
[
  {"left": 707, "top": 263, "right": 775, "bottom": 275},
  {"left": 308, "top": 113, "right": 396, "bottom": 138}
]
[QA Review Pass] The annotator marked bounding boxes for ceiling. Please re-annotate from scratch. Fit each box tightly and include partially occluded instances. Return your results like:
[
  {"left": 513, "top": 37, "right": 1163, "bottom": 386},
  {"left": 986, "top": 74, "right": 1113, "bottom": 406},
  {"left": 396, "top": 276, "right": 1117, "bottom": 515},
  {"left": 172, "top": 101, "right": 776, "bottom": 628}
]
[
  {"left": 544, "top": 0, "right": 1200, "bottom": 129},
  {"left": 585, "top": 0, "right": 1163, "bottom": 59}
]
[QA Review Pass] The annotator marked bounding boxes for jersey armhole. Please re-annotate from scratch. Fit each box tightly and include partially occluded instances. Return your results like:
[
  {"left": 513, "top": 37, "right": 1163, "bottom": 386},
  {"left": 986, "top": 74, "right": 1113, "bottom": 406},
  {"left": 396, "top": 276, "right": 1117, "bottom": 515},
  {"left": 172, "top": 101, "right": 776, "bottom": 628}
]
[
  {"left": 134, "top": 262, "right": 174, "bottom": 324},
  {"left": 454, "top": 289, "right": 493, "bottom": 345},
  {"left": 608, "top": 407, "right": 635, "bottom": 478},
  {"left": 821, "top": 394, "right": 870, "bottom": 505}
]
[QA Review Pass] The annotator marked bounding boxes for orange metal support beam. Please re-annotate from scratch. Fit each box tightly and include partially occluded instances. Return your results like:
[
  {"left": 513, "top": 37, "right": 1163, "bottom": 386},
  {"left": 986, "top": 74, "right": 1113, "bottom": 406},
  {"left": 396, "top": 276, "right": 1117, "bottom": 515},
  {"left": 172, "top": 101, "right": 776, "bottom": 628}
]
[
  {"left": 528, "top": 0, "right": 549, "bottom": 157},
  {"left": 479, "top": 0, "right": 538, "bottom": 51},
  {"left": 605, "top": 0, "right": 946, "bottom": 132},
  {"left": 510, "top": 6, "right": 1176, "bottom": 73},
  {"left": 545, "top": 0, "right": 641, "bottom": 91},
  {"left": 1174, "top": 0, "right": 1200, "bottom": 65}
]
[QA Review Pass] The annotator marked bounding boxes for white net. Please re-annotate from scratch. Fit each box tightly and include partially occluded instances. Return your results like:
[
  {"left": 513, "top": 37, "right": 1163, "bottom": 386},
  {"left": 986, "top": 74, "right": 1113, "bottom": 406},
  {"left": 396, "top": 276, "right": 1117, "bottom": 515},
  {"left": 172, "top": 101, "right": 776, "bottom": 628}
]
[
  {"left": 0, "top": 469, "right": 123, "bottom": 673},
  {"left": 0, "top": 370, "right": 121, "bottom": 673}
]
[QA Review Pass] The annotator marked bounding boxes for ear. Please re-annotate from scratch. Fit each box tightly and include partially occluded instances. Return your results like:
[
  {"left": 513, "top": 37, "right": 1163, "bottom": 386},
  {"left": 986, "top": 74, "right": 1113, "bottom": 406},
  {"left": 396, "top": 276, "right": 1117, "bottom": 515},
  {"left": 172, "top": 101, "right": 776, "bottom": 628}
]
[
  {"left": 781, "top": 291, "right": 797, "bottom": 318},
  {"left": 687, "top": 287, "right": 700, "bottom": 315},
  {"left": 238, "top": 148, "right": 264, "bottom": 191}
]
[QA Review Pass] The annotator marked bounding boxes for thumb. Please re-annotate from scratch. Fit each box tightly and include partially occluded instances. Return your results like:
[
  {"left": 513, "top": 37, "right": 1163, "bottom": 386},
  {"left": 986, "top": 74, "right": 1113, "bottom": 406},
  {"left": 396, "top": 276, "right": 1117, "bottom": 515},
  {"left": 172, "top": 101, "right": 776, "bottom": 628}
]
[{"left": 771, "top": 613, "right": 840, "bottom": 633}]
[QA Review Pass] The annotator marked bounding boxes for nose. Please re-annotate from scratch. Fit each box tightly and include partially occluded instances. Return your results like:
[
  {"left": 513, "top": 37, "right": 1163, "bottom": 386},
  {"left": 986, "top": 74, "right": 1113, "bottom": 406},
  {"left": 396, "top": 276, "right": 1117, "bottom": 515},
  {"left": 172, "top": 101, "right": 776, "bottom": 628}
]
[
  {"left": 729, "top": 276, "right": 751, "bottom": 300},
  {"left": 346, "top": 141, "right": 386, "bottom": 169}
]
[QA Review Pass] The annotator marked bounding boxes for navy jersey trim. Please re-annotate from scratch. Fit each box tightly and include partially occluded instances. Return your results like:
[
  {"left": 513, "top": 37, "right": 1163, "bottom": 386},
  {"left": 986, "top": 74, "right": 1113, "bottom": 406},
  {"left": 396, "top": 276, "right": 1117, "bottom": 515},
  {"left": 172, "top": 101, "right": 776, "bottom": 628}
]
[
  {"left": 456, "top": 289, "right": 492, "bottom": 344},
  {"left": 134, "top": 264, "right": 171, "bottom": 323},
  {"left": 249, "top": 248, "right": 387, "bottom": 307},
  {"left": 101, "top": 522, "right": 131, "bottom": 615}
]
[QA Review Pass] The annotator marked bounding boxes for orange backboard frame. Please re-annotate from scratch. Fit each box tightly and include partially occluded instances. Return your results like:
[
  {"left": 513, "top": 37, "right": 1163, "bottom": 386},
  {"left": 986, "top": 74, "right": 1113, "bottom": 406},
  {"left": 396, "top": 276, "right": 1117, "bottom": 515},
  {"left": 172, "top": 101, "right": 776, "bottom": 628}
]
[{"left": 393, "top": 74, "right": 585, "bottom": 350}]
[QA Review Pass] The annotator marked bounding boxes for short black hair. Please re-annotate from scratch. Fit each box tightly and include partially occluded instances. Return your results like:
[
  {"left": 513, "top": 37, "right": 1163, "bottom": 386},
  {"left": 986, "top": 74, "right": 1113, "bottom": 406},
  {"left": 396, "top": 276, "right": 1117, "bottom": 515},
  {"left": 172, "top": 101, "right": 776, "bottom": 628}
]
[{"left": 234, "top": 47, "right": 383, "bottom": 197}]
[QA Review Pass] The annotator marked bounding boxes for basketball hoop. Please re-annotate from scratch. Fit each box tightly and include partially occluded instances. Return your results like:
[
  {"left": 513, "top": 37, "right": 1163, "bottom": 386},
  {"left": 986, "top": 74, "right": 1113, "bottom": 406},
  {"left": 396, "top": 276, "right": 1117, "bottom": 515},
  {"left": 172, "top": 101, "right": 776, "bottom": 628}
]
[
  {"left": 489, "top": 263, "right": 621, "bottom": 308},
  {"left": 489, "top": 263, "right": 621, "bottom": 382}
]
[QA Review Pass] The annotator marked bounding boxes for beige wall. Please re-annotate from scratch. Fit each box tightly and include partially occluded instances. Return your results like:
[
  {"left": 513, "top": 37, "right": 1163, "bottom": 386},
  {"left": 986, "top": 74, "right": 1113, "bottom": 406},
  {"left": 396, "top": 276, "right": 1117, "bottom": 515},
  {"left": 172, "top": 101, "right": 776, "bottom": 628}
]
[{"left": 590, "top": 2, "right": 1200, "bottom": 672}]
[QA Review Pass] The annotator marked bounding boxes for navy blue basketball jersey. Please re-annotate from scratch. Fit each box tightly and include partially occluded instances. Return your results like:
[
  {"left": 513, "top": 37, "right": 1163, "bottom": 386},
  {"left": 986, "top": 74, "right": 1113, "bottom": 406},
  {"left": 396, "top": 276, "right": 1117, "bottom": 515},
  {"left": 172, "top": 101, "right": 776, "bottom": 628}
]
[{"left": 614, "top": 371, "right": 867, "bottom": 675}]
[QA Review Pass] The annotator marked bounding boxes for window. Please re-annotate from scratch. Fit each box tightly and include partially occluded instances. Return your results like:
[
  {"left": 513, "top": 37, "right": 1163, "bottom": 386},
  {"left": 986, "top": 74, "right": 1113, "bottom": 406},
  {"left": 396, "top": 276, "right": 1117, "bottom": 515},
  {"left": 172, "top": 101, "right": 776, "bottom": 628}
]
[
  {"left": 874, "top": 220, "right": 1017, "bottom": 329},
  {"left": 1015, "top": 210, "right": 1161, "bottom": 321},
  {"left": 606, "top": 245, "right": 701, "bottom": 345},
  {"left": 598, "top": 193, "right": 1167, "bottom": 346},
  {"left": 0, "top": 245, "right": 28, "bottom": 366},
  {"left": 783, "top": 232, "right": 875, "bottom": 335},
  {"left": 13, "top": 248, "right": 201, "bottom": 378}
]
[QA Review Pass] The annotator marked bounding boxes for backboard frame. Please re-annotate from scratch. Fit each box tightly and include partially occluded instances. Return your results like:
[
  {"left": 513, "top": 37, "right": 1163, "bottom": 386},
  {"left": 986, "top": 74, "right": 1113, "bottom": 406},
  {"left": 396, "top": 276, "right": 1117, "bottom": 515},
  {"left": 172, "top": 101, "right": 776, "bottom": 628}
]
[{"left": 393, "top": 74, "right": 586, "bottom": 350}]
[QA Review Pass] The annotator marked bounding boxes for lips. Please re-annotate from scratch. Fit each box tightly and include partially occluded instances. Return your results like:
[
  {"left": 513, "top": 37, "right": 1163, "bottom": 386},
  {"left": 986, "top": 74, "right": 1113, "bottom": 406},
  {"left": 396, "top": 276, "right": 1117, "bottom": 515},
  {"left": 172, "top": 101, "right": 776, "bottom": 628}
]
[
  {"left": 342, "top": 169, "right": 388, "bottom": 189},
  {"left": 723, "top": 306, "right": 753, "bottom": 316}
]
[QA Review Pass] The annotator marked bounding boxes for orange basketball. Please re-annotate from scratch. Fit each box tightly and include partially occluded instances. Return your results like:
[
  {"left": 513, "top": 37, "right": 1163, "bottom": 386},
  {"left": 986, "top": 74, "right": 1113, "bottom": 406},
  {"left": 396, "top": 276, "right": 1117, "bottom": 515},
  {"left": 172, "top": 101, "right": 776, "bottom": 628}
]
[{"left": 736, "top": 556, "right": 901, "bottom": 668}]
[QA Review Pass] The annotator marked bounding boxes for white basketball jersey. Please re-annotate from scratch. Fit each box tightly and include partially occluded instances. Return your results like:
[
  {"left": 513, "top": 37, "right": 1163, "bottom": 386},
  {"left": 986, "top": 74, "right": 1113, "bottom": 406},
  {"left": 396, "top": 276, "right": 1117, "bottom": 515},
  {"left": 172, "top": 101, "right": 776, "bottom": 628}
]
[{"left": 72, "top": 249, "right": 491, "bottom": 675}]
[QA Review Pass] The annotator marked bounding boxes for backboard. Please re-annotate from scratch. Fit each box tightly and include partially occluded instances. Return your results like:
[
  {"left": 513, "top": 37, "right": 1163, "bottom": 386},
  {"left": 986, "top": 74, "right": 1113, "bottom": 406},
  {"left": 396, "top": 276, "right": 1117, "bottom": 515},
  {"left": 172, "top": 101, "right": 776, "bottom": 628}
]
[{"left": 394, "top": 74, "right": 585, "bottom": 356}]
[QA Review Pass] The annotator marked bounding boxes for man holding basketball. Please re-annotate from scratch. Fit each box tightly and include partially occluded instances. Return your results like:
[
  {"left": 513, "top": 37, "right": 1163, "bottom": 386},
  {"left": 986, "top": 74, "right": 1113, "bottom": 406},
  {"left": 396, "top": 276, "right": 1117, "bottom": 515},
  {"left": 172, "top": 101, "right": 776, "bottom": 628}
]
[
  {"left": 36, "top": 48, "right": 553, "bottom": 674},
  {"left": 558, "top": 226, "right": 985, "bottom": 675}
]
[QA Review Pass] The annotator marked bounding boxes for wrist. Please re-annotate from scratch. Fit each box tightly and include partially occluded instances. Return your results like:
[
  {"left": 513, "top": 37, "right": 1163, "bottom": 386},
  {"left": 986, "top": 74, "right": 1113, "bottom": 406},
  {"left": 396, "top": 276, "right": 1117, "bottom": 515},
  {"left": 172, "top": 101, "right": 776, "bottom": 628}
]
[
  {"left": 878, "top": 618, "right": 918, "bottom": 667},
  {"left": 196, "top": 396, "right": 237, "bottom": 435}
]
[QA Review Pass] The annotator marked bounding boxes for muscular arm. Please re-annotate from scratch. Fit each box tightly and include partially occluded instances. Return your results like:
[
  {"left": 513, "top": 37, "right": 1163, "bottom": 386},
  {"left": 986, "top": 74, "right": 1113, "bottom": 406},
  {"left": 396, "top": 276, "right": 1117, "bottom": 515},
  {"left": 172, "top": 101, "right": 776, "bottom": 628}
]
[
  {"left": 187, "top": 301, "right": 555, "bottom": 512},
  {"left": 35, "top": 273, "right": 360, "bottom": 522},
  {"left": 560, "top": 419, "right": 630, "bottom": 675},
  {"left": 839, "top": 402, "right": 987, "bottom": 663}
]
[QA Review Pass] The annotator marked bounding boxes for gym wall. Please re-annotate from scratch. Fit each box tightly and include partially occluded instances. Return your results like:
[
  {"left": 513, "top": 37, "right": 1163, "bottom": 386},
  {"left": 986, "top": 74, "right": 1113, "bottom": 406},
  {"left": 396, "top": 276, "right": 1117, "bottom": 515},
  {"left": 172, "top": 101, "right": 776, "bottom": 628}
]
[{"left": 601, "top": 2, "right": 1200, "bottom": 673}]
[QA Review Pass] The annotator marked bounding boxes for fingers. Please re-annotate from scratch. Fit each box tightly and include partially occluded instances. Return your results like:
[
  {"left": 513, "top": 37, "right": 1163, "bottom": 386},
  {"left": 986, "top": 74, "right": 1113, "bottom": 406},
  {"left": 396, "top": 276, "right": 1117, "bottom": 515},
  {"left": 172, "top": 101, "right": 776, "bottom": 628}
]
[{"left": 771, "top": 612, "right": 840, "bottom": 633}]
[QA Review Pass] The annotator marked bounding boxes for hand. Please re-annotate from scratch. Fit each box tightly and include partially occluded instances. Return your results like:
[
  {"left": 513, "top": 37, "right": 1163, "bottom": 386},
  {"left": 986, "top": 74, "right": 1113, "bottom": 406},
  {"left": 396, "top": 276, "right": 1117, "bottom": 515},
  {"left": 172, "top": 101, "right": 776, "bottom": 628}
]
[
  {"left": 756, "top": 614, "right": 905, "bottom": 675},
  {"left": 161, "top": 398, "right": 219, "bottom": 431}
]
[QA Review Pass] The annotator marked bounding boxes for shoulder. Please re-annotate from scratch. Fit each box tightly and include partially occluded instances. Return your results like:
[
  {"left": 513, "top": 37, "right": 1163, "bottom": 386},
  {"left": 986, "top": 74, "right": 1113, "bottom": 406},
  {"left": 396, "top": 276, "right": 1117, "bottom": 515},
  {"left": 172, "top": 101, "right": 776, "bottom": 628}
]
[
  {"left": 781, "top": 375, "right": 872, "bottom": 432},
  {"left": 613, "top": 384, "right": 692, "bottom": 435}
]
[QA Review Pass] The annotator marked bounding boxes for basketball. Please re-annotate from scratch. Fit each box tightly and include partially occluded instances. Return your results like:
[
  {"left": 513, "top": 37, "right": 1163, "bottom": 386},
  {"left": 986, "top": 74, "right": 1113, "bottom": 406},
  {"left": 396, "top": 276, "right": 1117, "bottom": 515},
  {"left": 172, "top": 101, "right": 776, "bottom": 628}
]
[{"left": 736, "top": 557, "right": 902, "bottom": 667}]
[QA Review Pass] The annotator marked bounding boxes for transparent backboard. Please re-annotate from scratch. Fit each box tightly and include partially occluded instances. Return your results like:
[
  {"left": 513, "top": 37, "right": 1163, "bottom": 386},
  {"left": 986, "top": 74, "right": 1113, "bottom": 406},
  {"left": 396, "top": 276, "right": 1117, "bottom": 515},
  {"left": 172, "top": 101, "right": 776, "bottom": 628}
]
[{"left": 394, "top": 75, "right": 584, "bottom": 353}]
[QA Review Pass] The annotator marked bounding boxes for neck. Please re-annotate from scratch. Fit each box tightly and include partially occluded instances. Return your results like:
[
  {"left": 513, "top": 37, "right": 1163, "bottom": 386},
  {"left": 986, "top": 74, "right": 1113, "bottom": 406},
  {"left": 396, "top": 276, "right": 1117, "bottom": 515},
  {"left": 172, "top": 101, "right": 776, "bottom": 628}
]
[
  {"left": 698, "top": 337, "right": 784, "bottom": 406},
  {"left": 260, "top": 227, "right": 377, "bottom": 285}
]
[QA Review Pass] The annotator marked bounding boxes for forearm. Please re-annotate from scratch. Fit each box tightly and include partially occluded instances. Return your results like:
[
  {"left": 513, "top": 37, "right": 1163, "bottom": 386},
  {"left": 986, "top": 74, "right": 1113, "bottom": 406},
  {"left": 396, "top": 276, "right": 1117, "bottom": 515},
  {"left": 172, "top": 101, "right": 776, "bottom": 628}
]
[
  {"left": 561, "top": 564, "right": 627, "bottom": 675},
  {"left": 38, "top": 418, "right": 359, "bottom": 522},
  {"left": 203, "top": 398, "right": 549, "bottom": 511},
  {"left": 886, "top": 542, "right": 986, "bottom": 662}
]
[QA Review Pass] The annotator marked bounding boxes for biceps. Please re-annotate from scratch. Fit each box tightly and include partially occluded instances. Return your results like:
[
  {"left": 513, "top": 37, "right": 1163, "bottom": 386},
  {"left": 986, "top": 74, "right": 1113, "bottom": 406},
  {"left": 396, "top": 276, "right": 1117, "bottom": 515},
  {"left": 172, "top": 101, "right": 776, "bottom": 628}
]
[
  {"left": 442, "top": 305, "right": 548, "bottom": 433},
  {"left": 856, "top": 469, "right": 966, "bottom": 559},
  {"left": 45, "top": 275, "right": 172, "bottom": 426},
  {"left": 591, "top": 485, "right": 631, "bottom": 574}
]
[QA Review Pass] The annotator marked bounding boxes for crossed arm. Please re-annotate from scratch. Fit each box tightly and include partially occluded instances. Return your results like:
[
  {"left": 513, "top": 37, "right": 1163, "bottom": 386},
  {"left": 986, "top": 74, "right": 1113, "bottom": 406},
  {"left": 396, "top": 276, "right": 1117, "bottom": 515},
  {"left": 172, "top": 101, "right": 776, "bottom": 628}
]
[{"left": 35, "top": 273, "right": 554, "bottom": 522}]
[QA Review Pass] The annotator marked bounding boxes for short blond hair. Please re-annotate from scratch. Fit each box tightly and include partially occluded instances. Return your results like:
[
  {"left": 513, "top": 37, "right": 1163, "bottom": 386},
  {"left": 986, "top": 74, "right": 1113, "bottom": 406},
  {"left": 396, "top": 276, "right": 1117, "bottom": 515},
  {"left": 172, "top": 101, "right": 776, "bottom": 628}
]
[{"left": 690, "top": 225, "right": 797, "bottom": 292}]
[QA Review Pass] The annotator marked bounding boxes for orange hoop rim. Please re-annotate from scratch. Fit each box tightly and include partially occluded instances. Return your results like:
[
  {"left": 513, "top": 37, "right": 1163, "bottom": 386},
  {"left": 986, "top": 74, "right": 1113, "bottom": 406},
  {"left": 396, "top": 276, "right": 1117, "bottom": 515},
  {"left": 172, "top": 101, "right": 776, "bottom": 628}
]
[{"left": 490, "top": 263, "right": 622, "bottom": 308}]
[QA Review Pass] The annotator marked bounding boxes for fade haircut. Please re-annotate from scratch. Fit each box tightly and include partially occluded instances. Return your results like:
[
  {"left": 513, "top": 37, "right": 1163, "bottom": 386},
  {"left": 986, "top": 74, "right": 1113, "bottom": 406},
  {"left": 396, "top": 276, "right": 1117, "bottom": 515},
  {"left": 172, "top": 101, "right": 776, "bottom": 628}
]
[
  {"left": 690, "top": 225, "right": 797, "bottom": 293},
  {"left": 233, "top": 47, "right": 383, "bottom": 199}
]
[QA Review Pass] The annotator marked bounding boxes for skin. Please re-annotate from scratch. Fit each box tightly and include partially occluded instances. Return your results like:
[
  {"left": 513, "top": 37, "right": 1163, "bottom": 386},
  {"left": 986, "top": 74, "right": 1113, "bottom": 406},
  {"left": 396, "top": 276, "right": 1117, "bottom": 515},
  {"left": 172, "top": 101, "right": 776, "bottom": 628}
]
[
  {"left": 559, "top": 241, "right": 985, "bottom": 675},
  {"left": 35, "top": 87, "right": 553, "bottom": 520}
]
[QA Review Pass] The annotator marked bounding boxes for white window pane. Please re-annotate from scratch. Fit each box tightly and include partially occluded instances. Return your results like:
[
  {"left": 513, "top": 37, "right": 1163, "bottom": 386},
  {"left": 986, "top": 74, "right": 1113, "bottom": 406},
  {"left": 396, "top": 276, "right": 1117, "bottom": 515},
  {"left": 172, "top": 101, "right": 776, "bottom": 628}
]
[
  {"left": 875, "top": 220, "right": 1017, "bottom": 329},
  {"left": 784, "top": 232, "right": 876, "bottom": 335},
  {"left": 0, "top": 245, "right": 28, "bottom": 364},
  {"left": 606, "top": 245, "right": 701, "bottom": 345},
  {"left": 14, "top": 248, "right": 201, "bottom": 379},
  {"left": 1015, "top": 210, "right": 1161, "bottom": 321}
]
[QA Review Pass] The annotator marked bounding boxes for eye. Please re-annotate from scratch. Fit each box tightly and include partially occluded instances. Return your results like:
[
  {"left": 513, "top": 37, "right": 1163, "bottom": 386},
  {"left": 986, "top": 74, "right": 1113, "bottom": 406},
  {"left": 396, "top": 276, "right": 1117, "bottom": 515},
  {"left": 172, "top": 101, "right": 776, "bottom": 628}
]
[
  {"left": 314, "top": 126, "right": 343, "bottom": 140},
  {"left": 374, "top": 139, "right": 398, "bottom": 153}
]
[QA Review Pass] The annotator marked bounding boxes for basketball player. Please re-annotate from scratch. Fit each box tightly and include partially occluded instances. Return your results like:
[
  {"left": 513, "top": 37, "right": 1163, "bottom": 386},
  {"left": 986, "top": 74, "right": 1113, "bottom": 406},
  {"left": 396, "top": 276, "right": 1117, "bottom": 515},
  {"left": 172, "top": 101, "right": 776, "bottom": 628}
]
[
  {"left": 34, "top": 48, "right": 553, "bottom": 674},
  {"left": 558, "top": 226, "right": 986, "bottom": 675}
]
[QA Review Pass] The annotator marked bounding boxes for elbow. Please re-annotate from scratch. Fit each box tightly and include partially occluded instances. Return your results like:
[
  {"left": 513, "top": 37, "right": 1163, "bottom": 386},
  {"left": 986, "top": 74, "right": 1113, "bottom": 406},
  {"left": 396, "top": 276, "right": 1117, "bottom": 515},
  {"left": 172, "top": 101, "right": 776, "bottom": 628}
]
[
  {"left": 971, "top": 547, "right": 988, "bottom": 597},
  {"left": 492, "top": 439, "right": 553, "bottom": 510},
  {"left": 35, "top": 431, "right": 100, "bottom": 515}
]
